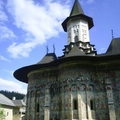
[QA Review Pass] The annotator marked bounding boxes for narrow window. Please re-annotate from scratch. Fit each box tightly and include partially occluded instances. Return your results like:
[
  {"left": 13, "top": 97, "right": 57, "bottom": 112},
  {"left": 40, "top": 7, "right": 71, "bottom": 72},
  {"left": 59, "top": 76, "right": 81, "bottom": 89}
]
[
  {"left": 7, "top": 112, "right": 9, "bottom": 116},
  {"left": 36, "top": 103, "right": 39, "bottom": 112},
  {"left": 59, "top": 99, "right": 62, "bottom": 111},
  {"left": 90, "top": 100, "right": 94, "bottom": 110},
  {"left": 73, "top": 99, "right": 78, "bottom": 110},
  {"left": 75, "top": 35, "right": 78, "bottom": 42}
]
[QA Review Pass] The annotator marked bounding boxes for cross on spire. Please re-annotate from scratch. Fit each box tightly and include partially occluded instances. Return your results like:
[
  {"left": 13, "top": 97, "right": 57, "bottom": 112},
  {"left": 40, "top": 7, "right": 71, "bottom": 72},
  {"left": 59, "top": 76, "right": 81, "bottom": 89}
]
[
  {"left": 53, "top": 44, "right": 55, "bottom": 53},
  {"left": 111, "top": 29, "right": 114, "bottom": 39},
  {"left": 46, "top": 45, "right": 49, "bottom": 54}
]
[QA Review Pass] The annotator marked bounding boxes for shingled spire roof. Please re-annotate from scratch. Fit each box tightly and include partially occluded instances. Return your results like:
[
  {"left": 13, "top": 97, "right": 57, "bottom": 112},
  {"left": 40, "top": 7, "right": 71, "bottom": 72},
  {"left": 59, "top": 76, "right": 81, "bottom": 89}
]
[
  {"left": 106, "top": 38, "right": 120, "bottom": 55},
  {"left": 66, "top": 45, "right": 85, "bottom": 57},
  {"left": 70, "top": 0, "right": 84, "bottom": 16},
  {"left": 62, "top": 0, "right": 94, "bottom": 32},
  {"left": 37, "top": 53, "right": 57, "bottom": 64}
]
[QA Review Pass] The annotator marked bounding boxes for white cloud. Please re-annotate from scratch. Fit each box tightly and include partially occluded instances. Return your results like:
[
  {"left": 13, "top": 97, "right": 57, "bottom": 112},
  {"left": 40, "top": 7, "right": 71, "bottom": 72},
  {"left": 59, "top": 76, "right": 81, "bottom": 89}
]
[
  {"left": 8, "top": 42, "right": 35, "bottom": 58},
  {"left": 0, "top": 10, "right": 8, "bottom": 22},
  {"left": 0, "top": 26, "right": 16, "bottom": 41},
  {"left": 0, "top": 77, "right": 27, "bottom": 94},
  {"left": 0, "top": 1, "right": 16, "bottom": 42},
  {"left": 7, "top": 0, "right": 70, "bottom": 58},
  {"left": 0, "top": 55, "right": 11, "bottom": 62}
]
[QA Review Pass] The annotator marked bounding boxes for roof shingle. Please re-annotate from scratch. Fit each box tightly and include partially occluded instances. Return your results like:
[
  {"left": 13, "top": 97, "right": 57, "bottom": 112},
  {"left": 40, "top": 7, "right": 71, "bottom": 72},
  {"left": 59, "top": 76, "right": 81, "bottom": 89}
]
[
  {"left": 37, "top": 53, "right": 57, "bottom": 64},
  {"left": 70, "top": 0, "right": 84, "bottom": 16},
  {"left": 106, "top": 38, "right": 120, "bottom": 55}
]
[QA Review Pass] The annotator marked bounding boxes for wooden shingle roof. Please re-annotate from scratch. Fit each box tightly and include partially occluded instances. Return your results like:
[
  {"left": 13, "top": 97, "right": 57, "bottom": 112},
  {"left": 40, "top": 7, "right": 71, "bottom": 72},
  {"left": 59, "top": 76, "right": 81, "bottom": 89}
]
[
  {"left": 37, "top": 53, "right": 57, "bottom": 64},
  {"left": 70, "top": 0, "right": 84, "bottom": 16},
  {"left": 106, "top": 38, "right": 120, "bottom": 55}
]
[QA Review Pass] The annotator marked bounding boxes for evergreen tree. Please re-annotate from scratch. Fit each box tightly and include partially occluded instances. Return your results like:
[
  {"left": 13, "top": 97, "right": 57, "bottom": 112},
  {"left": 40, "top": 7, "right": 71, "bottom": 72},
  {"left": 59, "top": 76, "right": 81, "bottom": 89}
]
[{"left": 0, "top": 90, "right": 25, "bottom": 100}]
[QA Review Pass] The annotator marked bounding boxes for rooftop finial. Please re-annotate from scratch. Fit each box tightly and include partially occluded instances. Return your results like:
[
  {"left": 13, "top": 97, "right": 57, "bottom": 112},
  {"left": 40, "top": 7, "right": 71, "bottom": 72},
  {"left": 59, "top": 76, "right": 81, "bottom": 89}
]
[
  {"left": 111, "top": 29, "right": 114, "bottom": 39},
  {"left": 53, "top": 44, "right": 55, "bottom": 53},
  {"left": 46, "top": 45, "right": 49, "bottom": 54}
]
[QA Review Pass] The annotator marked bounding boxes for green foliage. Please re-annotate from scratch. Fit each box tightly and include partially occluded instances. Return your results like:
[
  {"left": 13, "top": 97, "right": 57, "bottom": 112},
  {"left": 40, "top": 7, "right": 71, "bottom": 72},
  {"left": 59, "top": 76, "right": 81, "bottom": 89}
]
[
  {"left": 0, "top": 90, "right": 25, "bottom": 100},
  {"left": 0, "top": 105, "right": 6, "bottom": 120}
]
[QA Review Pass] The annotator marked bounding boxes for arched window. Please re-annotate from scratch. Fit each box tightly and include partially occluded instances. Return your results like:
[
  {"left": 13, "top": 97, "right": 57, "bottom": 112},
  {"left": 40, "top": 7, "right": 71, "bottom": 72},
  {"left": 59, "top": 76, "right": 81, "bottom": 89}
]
[
  {"left": 80, "top": 85, "right": 86, "bottom": 91},
  {"left": 73, "top": 99, "right": 78, "bottom": 110},
  {"left": 90, "top": 99, "right": 94, "bottom": 110},
  {"left": 89, "top": 85, "right": 94, "bottom": 91},
  {"left": 74, "top": 35, "right": 79, "bottom": 43},
  {"left": 71, "top": 85, "right": 77, "bottom": 92},
  {"left": 36, "top": 103, "right": 39, "bottom": 112}
]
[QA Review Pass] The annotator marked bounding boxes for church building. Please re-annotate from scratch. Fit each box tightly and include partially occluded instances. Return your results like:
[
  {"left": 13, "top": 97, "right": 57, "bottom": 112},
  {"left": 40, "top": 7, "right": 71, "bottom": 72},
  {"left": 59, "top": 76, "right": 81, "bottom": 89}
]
[{"left": 14, "top": 0, "right": 120, "bottom": 120}]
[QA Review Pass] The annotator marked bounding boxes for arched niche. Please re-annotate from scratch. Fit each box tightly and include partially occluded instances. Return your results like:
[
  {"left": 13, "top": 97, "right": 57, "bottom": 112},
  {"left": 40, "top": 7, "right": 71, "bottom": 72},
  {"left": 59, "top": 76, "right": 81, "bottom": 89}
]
[
  {"left": 80, "top": 85, "right": 86, "bottom": 91},
  {"left": 71, "top": 85, "right": 77, "bottom": 92}
]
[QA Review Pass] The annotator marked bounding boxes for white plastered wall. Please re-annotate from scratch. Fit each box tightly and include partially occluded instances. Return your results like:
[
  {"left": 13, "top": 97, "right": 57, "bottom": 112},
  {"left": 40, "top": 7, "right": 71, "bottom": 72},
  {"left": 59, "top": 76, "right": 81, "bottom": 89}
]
[{"left": 67, "top": 19, "right": 90, "bottom": 44}]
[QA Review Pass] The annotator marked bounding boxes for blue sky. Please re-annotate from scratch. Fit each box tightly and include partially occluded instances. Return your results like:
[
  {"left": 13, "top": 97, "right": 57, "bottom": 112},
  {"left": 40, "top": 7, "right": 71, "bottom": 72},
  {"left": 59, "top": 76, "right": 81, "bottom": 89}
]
[{"left": 0, "top": 0, "right": 120, "bottom": 94}]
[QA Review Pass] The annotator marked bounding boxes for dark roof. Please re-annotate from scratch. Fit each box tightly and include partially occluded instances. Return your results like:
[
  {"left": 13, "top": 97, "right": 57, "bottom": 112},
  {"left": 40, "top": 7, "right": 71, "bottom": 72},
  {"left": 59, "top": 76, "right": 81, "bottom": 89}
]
[
  {"left": 66, "top": 45, "right": 85, "bottom": 57},
  {"left": 14, "top": 53, "right": 58, "bottom": 83},
  {"left": 14, "top": 52, "right": 120, "bottom": 83},
  {"left": 0, "top": 94, "right": 15, "bottom": 106},
  {"left": 62, "top": 0, "right": 94, "bottom": 32},
  {"left": 106, "top": 38, "right": 120, "bottom": 55},
  {"left": 70, "top": 0, "right": 84, "bottom": 16},
  {"left": 37, "top": 53, "right": 57, "bottom": 64},
  {"left": 62, "top": 15, "right": 94, "bottom": 32}
]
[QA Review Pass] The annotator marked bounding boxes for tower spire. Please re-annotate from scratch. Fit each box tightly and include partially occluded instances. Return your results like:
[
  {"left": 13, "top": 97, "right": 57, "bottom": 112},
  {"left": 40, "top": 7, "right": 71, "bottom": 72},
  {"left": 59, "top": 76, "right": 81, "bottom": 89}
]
[
  {"left": 70, "top": 0, "right": 84, "bottom": 16},
  {"left": 62, "top": 0, "right": 94, "bottom": 32}
]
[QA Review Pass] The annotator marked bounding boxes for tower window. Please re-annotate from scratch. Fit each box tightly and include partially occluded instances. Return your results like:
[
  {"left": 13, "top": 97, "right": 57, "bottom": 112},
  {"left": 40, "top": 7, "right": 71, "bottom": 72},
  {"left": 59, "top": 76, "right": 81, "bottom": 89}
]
[
  {"left": 90, "top": 100, "right": 94, "bottom": 110},
  {"left": 75, "top": 35, "right": 78, "bottom": 42},
  {"left": 73, "top": 99, "right": 78, "bottom": 110}
]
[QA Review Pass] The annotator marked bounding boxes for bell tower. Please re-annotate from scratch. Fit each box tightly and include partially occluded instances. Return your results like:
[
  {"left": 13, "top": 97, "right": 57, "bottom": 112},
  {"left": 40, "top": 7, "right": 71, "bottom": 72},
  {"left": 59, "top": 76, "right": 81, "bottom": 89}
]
[
  {"left": 62, "top": 0, "right": 94, "bottom": 44},
  {"left": 61, "top": 0, "right": 96, "bottom": 56}
]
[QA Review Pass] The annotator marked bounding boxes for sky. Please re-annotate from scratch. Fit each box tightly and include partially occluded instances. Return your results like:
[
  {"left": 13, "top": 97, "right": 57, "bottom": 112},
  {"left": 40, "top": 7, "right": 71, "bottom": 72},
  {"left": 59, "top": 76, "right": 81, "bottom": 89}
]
[{"left": 0, "top": 0, "right": 120, "bottom": 94}]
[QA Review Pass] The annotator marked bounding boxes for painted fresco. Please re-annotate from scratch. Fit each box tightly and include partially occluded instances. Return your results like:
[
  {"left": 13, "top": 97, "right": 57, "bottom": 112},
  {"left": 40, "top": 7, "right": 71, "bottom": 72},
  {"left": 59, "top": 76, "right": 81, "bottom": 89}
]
[{"left": 24, "top": 66, "right": 120, "bottom": 120}]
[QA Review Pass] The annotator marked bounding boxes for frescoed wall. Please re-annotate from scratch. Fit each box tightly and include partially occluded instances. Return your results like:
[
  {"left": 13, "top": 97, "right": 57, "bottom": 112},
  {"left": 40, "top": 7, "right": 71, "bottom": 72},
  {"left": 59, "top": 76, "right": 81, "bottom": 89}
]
[{"left": 24, "top": 62, "right": 120, "bottom": 120}]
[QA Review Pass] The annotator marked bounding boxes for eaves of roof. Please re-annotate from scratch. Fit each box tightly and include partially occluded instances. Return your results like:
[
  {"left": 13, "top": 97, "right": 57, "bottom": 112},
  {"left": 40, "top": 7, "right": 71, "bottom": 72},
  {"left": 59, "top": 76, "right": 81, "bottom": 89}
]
[
  {"left": 14, "top": 53, "right": 120, "bottom": 84},
  {"left": 62, "top": 14, "right": 94, "bottom": 32}
]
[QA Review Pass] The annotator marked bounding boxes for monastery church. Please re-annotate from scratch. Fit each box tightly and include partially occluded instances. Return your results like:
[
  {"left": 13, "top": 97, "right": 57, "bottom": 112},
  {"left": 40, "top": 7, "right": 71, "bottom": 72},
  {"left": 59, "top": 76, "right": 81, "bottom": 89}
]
[{"left": 14, "top": 0, "right": 120, "bottom": 120}]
